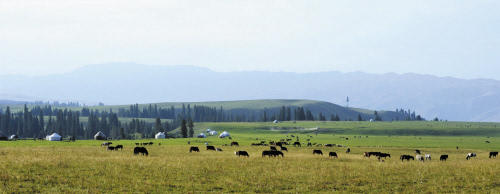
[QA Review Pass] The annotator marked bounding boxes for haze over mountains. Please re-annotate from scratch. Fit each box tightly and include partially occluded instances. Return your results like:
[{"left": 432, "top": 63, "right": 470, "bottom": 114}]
[{"left": 1, "top": 63, "right": 499, "bottom": 122}]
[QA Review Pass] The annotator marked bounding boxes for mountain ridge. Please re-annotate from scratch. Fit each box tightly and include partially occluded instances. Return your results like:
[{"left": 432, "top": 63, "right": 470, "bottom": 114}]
[{"left": 1, "top": 62, "right": 499, "bottom": 121}]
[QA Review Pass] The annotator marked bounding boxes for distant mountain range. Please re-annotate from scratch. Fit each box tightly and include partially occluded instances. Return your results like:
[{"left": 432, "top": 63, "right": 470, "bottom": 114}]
[{"left": 1, "top": 62, "right": 499, "bottom": 122}]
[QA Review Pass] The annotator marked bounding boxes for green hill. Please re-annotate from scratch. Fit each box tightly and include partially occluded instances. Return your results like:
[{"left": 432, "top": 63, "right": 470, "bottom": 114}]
[{"left": 3, "top": 99, "right": 407, "bottom": 122}]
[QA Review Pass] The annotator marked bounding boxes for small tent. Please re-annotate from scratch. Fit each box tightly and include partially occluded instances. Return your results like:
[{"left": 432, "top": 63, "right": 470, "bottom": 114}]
[
  {"left": 273, "top": 120, "right": 279, "bottom": 123},
  {"left": 94, "top": 131, "right": 107, "bottom": 140},
  {"left": 209, "top": 130, "right": 218, "bottom": 135},
  {"left": 219, "top": 131, "right": 230, "bottom": 138},
  {"left": 155, "top": 132, "right": 166, "bottom": 139},
  {"left": 197, "top": 133, "right": 207, "bottom": 138},
  {"left": 206, "top": 129, "right": 212, "bottom": 133},
  {"left": 47, "top": 133, "right": 61, "bottom": 141},
  {"left": 0, "top": 131, "right": 8, "bottom": 141}
]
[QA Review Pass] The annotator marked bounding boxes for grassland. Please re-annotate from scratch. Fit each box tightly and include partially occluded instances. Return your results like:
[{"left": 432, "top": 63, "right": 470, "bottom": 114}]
[{"left": 1, "top": 121, "right": 500, "bottom": 193}]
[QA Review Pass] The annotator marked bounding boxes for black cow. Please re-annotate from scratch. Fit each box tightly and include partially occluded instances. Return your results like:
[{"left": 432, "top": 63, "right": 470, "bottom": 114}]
[
  {"left": 378, "top": 153, "right": 390, "bottom": 159},
  {"left": 324, "top": 144, "right": 334, "bottom": 147},
  {"left": 134, "top": 147, "right": 148, "bottom": 156},
  {"left": 415, "top": 150, "right": 421, "bottom": 154},
  {"left": 280, "top": 147, "right": 288, "bottom": 152},
  {"left": 293, "top": 142, "right": 301, "bottom": 147},
  {"left": 115, "top": 145, "right": 123, "bottom": 151},
  {"left": 271, "top": 151, "right": 284, "bottom": 157},
  {"left": 230, "top": 142, "right": 239, "bottom": 146},
  {"left": 307, "top": 143, "right": 312, "bottom": 147},
  {"left": 189, "top": 146, "right": 200, "bottom": 153},
  {"left": 262, "top": 150, "right": 284, "bottom": 158},
  {"left": 368, "top": 152, "right": 381, "bottom": 157},
  {"left": 346, "top": 148, "right": 350, "bottom": 153},
  {"left": 440, "top": 155, "right": 449, "bottom": 161},
  {"left": 400, "top": 155, "right": 414, "bottom": 161},
  {"left": 107, "top": 146, "right": 116, "bottom": 151},
  {"left": 270, "top": 146, "right": 277, "bottom": 151},
  {"left": 235, "top": 151, "right": 249, "bottom": 157},
  {"left": 489, "top": 152, "right": 498, "bottom": 158},
  {"left": 135, "top": 143, "right": 139, "bottom": 146},
  {"left": 313, "top": 150, "right": 323, "bottom": 155},
  {"left": 207, "top": 146, "right": 216, "bottom": 151},
  {"left": 329, "top": 152, "right": 338, "bottom": 158}
]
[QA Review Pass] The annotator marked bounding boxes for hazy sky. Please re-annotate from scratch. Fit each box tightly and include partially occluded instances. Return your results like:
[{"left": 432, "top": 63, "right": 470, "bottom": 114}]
[{"left": 1, "top": 1, "right": 499, "bottom": 80}]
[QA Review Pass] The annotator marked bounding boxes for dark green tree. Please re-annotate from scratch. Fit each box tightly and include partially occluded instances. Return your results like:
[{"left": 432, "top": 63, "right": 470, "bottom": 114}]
[
  {"left": 180, "top": 119, "right": 187, "bottom": 138},
  {"left": 357, "top": 114, "right": 363, "bottom": 121},
  {"left": 188, "top": 117, "right": 194, "bottom": 137}
]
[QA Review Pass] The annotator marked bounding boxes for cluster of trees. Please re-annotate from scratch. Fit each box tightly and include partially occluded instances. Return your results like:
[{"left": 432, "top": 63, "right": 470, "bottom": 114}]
[
  {"left": 0, "top": 105, "right": 83, "bottom": 138},
  {"left": 395, "top": 108, "right": 424, "bottom": 121}
]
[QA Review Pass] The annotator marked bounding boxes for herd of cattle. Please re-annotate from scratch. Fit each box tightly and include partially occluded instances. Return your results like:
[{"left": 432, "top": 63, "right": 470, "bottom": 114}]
[{"left": 100, "top": 139, "right": 499, "bottom": 161}]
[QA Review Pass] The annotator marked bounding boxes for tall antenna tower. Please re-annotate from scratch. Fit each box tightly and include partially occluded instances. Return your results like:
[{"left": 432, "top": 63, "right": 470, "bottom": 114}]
[{"left": 346, "top": 96, "right": 349, "bottom": 107}]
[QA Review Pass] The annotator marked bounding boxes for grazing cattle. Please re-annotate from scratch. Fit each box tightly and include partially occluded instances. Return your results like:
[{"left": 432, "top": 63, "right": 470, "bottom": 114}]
[
  {"left": 149, "top": 142, "right": 153, "bottom": 146},
  {"left": 486, "top": 141, "right": 490, "bottom": 143},
  {"left": 107, "top": 146, "right": 116, "bottom": 151},
  {"left": 265, "top": 151, "right": 284, "bottom": 157},
  {"left": 134, "top": 147, "right": 148, "bottom": 156},
  {"left": 216, "top": 148, "right": 223, "bottom": 152},
  {"left": 286, "top": 139, "right": 292, "bottom": 141},
  {"left": 329, "top": 152, "right": 338, "bottom": 158},
  {"left": 416, "top": 155, "right": 424, "bottom": 162},
  {"left": 293, "top": 142, "right": 301, "bottom": 147},
  {"left": 313, "top": 150, "right": 323, "bottom": 155},
  {"left": 440, "top": 155, "right": 448, "bottom": 161},
  {"left": 415, "top": 150, "right": 421, "bottom": 154},
  {"left": 368, "top": 152, "right": 381, "bottom": 157},
  {"left": 425, "top": 154, "right": 431, "bottom": 161},
  {"left": 400, "top": 155, "right": 414, "bottom": 161},
  {"left": 345, "top": 138, "right": 348, "bottom": 140},
  {"left": 489, "top": 151, "right": 498, "bottom": 158},
  {"left": 280, "top": 147, "right": 288, "bottom": 152},
  {"left": 230, "top": 142, "right": 239, "bottom": 146},
  {"left": 101, "top": 142, "right": 112, "bottom": 146},
  {"left": 466, "top": 153, "right": 476, "bottom": 160},
  {"left": 189, "top": 146, "right": 200, "bottom": 153},
  {"left": 324, "top": 144, "right": 334, "bottom": 147},
  {"left": 346, "top": 148, "right": 350, "bottom": 153},
  {"left": 307, "top": 143, "right": 312, "bottom": 147},
  {"left": 270, "top": 146, "right": 277, "bottom": 151},
  {"left": 115, "top": 145, "right": 123, "bottom": 151},
  {"left": 379, "top": 153, "right": 390, "bottom": 159},
  {"left": 235, "top": 151, "right": 249, "bottom": 157},
  {"left": 206, "top": 146, "right": 216, "bottom": 151},
  {"left": 135, "top": 143, "right": 139, "bottom": 146},
  {"left": 364, "top": 152, "right": 369, "bottom": 157}
]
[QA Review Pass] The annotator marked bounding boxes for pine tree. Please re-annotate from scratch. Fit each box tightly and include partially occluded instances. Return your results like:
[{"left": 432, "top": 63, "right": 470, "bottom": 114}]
[
  {"left": 357, "top": 114, "right": 362, "bottom": 121},
  {"left": 154, "top": 117, "right": 163, "bottom": 133},
  {"left": 188, "top": 117, "right": 194, "bottom": 138},
  {"left": 181, "top": 119, "right": 187, "bottom": 138}
]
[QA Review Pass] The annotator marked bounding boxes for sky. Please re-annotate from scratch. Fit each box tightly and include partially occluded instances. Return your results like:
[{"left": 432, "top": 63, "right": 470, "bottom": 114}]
[{"left": 1, "top": 1, "right": 499, "bottom": 80}]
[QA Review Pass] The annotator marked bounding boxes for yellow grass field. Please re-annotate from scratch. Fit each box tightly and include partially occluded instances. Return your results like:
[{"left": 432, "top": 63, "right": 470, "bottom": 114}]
[{"left": 1, "top": 141, "right": 499, "bottom": 193}]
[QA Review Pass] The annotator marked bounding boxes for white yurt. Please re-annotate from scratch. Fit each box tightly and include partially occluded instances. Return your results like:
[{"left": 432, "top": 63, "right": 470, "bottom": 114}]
[
  {"left": 197, "top": 133, "right": 207, "bottom": 138},
  {"left": 155, "top": 132, "right": 166, "bottom": 139},
  {"left": 209, "top": 130, "right": 218, "bottom": 135},
  {"left": 46, "top": 133, "right": 62, "bottom": 141},
  {"left": 206, "top": 129, "right": 212, "bottom": 133},
  {"left": 219, "top": 131, "right": 230, "bottom": 138},
  {"left": 9, "top": 134, "right": 18, "bottom": 140},
  {"left": 273, "top": 120, "right": 279, "bottom": 123}
]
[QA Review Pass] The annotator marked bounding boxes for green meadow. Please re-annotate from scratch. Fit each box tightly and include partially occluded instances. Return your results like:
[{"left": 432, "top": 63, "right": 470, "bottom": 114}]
[{"left": 1, "top": 121, "right": 500, "bottom": 193}]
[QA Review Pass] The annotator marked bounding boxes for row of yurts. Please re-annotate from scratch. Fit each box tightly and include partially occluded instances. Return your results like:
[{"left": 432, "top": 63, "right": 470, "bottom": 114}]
[{"left": 17, "top": 130, "right": 231, "bottom": 141}]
